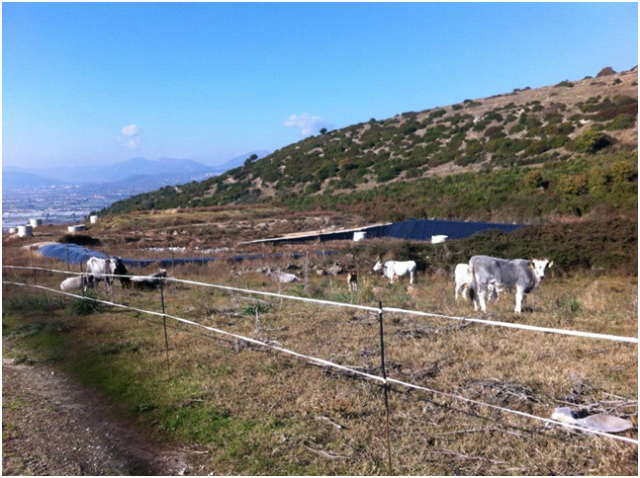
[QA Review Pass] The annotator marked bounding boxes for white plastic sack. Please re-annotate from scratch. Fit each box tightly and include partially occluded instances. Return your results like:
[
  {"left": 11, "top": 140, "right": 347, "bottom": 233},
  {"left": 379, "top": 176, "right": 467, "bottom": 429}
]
[{"left": 551, "top": 407, "right": 634, "bottom": 433}]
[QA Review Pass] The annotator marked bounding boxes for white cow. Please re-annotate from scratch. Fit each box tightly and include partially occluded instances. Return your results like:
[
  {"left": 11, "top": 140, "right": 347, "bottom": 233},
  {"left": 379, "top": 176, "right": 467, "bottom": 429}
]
[
  {"left": 86, "top": 256, "right": 131, "bottom": 290},
  {"left": 374, "top": 258, "right": 416, "bottom": 285},
  {"left": 454, "top": 263, "right": 472, "bottom": 301},
  {"left": 60, "top": 274, "right": 93, "bottom": 292}
]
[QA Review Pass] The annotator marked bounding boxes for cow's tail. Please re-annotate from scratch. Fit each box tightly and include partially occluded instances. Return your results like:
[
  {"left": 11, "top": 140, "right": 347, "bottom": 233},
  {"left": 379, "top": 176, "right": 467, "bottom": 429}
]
[{"left": 468, "top": 264, "right": 477, "bottom": 304}]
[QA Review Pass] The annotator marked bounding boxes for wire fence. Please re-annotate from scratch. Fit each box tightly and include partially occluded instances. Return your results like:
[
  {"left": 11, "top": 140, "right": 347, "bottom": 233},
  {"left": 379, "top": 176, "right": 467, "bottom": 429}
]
[
  {"left": 4, "top": 265, "right": 638, "bottom": 344},
  {"left": 2, "top": 264, "right": 638, "bottom": 471}
]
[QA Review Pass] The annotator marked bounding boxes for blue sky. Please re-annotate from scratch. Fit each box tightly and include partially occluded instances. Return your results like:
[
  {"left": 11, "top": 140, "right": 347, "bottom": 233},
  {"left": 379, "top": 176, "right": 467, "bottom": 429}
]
[{"left": 3, "top": 2, "right": 638, "bottom": 168}]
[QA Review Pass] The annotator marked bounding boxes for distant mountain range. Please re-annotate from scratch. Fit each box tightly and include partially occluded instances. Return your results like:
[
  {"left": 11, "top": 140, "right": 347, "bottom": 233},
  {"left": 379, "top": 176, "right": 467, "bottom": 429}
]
[
  {"left": 2, "top": 151, "right": 269, "bottom": 192},
  {"left": 3, "top": 171, "right": 64, "bottom": 190}
]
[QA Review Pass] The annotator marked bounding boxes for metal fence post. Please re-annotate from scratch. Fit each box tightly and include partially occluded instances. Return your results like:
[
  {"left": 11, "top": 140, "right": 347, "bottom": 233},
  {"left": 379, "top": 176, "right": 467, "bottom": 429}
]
[
  {"left": 160, "top": 279, "right": 171, "bottom": 375},
  {"left": 377, "top": 300, "right": 393, "bottom": 475}
]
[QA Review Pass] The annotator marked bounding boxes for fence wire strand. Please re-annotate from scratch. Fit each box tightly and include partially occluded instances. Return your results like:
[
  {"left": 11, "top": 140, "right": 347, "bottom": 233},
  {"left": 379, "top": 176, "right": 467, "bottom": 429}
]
[
  {"left": 3, "top": 277, "right": 637, "bottom": 446},
  {"left": 3, "top": 264, "right": 637, "bottom": 344}
]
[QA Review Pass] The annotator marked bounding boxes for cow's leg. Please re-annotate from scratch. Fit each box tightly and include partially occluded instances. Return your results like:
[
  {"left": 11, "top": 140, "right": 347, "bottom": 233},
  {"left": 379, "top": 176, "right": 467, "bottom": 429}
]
[
  {"left": 514, "top": 286, "right": 525, "bottom": 314},
  {"left": 410, "top": 271, "right": 415, "bottom": 285},
  {"left": 478, "top": 289, "right": 488, "bottom": 312}
]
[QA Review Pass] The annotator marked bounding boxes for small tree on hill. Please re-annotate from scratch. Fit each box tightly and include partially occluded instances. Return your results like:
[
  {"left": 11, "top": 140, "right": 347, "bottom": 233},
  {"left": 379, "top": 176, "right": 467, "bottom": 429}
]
[{"left": 596, "top": 66, "right": 616, "bottom": 77}]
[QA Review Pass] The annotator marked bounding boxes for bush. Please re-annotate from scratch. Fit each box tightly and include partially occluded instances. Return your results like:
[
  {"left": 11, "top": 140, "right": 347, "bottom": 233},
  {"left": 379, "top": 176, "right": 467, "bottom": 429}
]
[
  {"left": 593, "top": 103, "right": 638, "bottom": 121},
  {"left": 523, "top": 170, "right": 545, "bottom": 189},
  {"left": 405, "top": 168, "right": 423, "bottom": 179},
  {"left": 508, "top": 123, "right": 525, "bottom": 134},
  {"left": 558, "top": 174, "right": 589, "bottom": 196},
  {"left": 546, "top": 135, "right": 570, "bottom": 149},
  {"left": 428, "top": 109, "right": 447, "bottom": 119},
  {"left": 610, "top": 161, "right": 638, "bottom": 183},
  {"left": 484, "top": 126, "right": 505, "bottom": 139},
  {"left": 569, "top": 130, "right": 612, "bottom": 153},
  {"left": 67, "top": 291, "right": 104, "bottom": 316},
  {"left": 304, "top": 182, "right": 321, "bottom": 195},
  {"left": 596, "top": 67, "right": 616, "bottom": 77},
  {"left": 605, "top": 114, "right": 636, "bottom": 130},
  {"left": 59, "top": 234, "right": 101, "bottom": 247}
]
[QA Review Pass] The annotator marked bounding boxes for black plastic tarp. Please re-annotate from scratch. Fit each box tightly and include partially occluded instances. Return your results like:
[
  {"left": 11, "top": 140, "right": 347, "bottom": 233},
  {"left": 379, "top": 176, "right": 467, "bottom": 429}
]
[
  {"left": 366, "top": 219, "right": 524, "bottom": 241},
  {"left": 271, "top": 219, "right": 524, "bottom": 244},
  {"left": 38, "top": 243, "right": 336, "bottom": 267}
]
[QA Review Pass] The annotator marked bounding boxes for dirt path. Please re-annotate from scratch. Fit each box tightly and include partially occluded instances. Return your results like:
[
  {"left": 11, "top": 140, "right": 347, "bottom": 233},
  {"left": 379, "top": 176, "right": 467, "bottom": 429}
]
[{"left": 2, "top": 353, "right": 209, "bottom": 475}]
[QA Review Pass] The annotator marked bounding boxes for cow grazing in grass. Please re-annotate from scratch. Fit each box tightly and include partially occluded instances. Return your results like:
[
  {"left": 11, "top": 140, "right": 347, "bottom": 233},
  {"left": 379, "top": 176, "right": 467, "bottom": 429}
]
[
  {"left": 131, "top": 269, "right": 167, "bottom": 290},
  {"left": 86, "top": 256, "right": 131, "bottom": 290},
  {"left": 267, "top": 269, "right": 300, "bottom": 283},
  {"left": 373, "top": 258, "right": 416, "bottom": 285},
  {"left": 60, "top": 274, "right": 93, "bottom": 292},
  {"left": 469, "top": 256, "right": 553, "bottom": 313}
]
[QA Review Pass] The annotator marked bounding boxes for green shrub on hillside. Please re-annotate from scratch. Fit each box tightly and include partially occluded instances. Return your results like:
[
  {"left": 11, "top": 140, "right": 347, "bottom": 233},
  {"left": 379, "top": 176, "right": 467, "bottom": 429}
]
[
  {"left": 428, "top": 109, "right": 447, "bottom": 119},
  {"left": 557, "top": 174, "right": 589, "bottom": 196},
  {"left": 508, "top": 123, "right": 526, "bottom": 134},
  {"left": 568, "top": 130, "right": 613, "bottom": 153},
  {"left": 610, "top": 161, "right": 638, "bottom": 183},
  {"left": 605, "top": 114, "right": 636, "bottom": 130},
  {"left": 484, "top": 126, "right": 505, "bottom": 139},
  {"left": 523, "top": 170, "right": 546, "bottom": 189}
]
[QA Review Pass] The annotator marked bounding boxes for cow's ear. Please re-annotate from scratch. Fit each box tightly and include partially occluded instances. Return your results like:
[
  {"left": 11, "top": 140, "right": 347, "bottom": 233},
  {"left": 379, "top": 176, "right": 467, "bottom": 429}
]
[
  {"left": 528, "top": 262, "right": 535, "bottom": 270},
  {"left": 548, "top": 261, "right": 554, "bottom": 268}
]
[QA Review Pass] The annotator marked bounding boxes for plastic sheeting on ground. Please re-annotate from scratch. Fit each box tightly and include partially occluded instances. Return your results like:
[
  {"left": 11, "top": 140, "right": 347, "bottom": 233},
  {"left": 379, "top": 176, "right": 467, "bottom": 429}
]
[
  {"left": 39, "top": 243, "right": 108, "bottom": 265},
  {"left": 38, "top": 242, "right": 336, "bottom": 268},
  {"left": 267, "top": 218, "right": 524, "bottom": 244},
  {"left": 368, "top": 218, "right": 524, "bottom": 241}
]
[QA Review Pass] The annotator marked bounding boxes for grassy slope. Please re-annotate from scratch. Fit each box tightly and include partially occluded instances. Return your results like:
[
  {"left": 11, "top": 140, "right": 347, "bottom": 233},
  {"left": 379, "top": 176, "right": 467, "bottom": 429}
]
[
  {"left": 3, "top": 256, "right": 638, "bottom": 475},
  {"left": 101, "top": 67, "right": 638, "bottom": 221}
]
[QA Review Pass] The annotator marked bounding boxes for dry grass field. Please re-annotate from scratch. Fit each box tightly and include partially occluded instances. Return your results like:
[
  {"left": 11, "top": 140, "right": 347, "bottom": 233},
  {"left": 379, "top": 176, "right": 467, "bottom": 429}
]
[{"left": 2, "top": 236, "right": 637, "bottom": 475}]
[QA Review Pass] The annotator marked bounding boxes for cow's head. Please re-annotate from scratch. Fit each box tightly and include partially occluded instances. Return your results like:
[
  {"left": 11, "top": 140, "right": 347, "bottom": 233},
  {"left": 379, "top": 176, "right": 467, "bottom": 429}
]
[
  {"left": 373, "top": 259, "right": 383, "bottom": 272},
  {"left": 529, "top": 259, "right": 553, "bottom": 282}
]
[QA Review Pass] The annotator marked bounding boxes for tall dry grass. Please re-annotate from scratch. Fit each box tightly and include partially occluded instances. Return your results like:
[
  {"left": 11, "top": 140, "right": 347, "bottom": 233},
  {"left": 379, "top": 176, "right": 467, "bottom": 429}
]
[{"left": 2, "top": 247, "right": 638, "bottom": 475}]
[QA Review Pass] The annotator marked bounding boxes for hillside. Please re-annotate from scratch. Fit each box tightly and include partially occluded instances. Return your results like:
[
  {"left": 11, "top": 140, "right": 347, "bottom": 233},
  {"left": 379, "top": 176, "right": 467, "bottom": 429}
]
[{"left": 102, "top": 66, "right": 638, "bottom": 222}]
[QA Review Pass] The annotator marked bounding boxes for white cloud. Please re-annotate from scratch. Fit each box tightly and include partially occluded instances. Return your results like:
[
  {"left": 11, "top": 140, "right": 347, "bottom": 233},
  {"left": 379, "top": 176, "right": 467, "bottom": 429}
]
[
  {"left": 284, "top": 113, "right": 332, "bottom": 136},
  {"left": 117, "top": 124, "right": 143, "bottom": 150}
]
